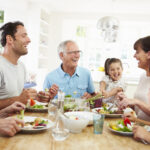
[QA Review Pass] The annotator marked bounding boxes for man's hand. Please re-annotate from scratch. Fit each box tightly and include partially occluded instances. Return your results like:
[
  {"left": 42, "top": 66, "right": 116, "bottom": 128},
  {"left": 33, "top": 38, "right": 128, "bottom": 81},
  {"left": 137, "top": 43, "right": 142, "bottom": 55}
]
[
  {"left": 19, "top": 89, "right": 37, "bottom": 104},
  {"left": 0, "top": 102, "right": 25, "bottom": 117},
  {"left": 49, "top": 84, "right": 59, "bottom": 99},
  {"left": 82, "top": 92, "right": 92, "bottom": 99},
  {"left": 0, "top": 118, "right": 24, "bottom": 137},
  {"left": 37, "top": 91, "right": 51, "bottom": 103}
]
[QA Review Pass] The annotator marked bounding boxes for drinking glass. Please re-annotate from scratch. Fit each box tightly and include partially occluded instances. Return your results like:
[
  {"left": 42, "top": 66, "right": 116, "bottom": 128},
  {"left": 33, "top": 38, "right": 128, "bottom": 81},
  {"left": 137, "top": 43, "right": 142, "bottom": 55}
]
[
  {"left": 76, "top": 99, "right": 90, "bottom": 111},
  {"left": 52, "top": 128, "right": 69, "bottom": 141},
  {"left": 93, "top": 114, "right": 105, "bottom": 134},
  {"left": 48, "top": 102, "right": 58, "bottom": 123}
]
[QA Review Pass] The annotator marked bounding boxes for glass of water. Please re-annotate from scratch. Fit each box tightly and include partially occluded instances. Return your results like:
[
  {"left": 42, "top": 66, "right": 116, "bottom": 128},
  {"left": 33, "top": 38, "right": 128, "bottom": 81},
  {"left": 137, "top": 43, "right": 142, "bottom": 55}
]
[
  {"left": 93, "top": 114, "right": 105, "bottom": 134},
  {"left": 52, "top": 127, "right": 69, "bottom": 141},
  {"left": 48, "top": 101, "right": 58, "bottom": 123}
]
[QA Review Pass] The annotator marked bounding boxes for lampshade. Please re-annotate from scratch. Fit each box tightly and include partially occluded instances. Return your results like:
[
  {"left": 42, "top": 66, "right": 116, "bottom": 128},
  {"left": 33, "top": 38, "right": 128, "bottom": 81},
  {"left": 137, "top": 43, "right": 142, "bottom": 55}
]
[{"left": 97, "top": 16, "right": 119, "bottom": 42}]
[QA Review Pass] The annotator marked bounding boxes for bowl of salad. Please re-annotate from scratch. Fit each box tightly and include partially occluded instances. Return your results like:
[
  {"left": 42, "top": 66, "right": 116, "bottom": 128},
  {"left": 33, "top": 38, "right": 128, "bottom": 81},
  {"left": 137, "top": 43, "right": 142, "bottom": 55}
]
[{"left": 61, "top": 112, "right": 89, "bottom": 133}]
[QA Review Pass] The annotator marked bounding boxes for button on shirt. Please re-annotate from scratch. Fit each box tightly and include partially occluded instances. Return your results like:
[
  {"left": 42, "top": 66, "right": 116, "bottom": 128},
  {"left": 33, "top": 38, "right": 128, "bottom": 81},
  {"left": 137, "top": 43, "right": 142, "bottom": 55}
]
[{"left": 43, "top": 65, "right": 95, "bottom": 98}]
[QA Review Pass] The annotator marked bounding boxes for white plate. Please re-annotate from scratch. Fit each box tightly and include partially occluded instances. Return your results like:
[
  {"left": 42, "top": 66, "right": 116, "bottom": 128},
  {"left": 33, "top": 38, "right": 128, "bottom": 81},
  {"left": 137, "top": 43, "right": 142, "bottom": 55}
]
[
  {"left": 21, "top": 116, "right": 54, "bottom": 133},
  {"left": 64, "top": 111, "right": 94, "bottom": 125},
  {"left": 108, "top": 127, "right": 133, "bottom": 136},
  {"left": 92, "top": 107, "right": 122, "bottom": 118},
  {"left": 26, "top": 101, "right": 48, "bottom": 112}
]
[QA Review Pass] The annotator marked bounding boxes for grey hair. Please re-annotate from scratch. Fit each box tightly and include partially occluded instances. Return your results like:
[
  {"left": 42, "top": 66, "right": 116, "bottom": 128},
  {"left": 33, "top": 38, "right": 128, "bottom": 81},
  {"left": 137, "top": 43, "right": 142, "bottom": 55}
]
[{"left": 57, "top": 40, "right": 76, "bottom": 55}]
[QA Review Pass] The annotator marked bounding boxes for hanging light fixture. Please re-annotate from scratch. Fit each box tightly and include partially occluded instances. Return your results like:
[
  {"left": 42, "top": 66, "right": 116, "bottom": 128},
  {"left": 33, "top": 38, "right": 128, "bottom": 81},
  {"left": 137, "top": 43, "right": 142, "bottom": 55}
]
[{"left": 97, "top": 16, "right": 119, "bottom": 42}]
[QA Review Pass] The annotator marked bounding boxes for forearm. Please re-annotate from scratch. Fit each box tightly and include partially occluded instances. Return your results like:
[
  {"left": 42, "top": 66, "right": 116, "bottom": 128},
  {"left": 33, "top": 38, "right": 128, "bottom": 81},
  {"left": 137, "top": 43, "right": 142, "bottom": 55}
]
[
  {"left": 143, "top": 132, "right": 150, "bottom": 143},
  {"left": 107, "top": 87, "right": 123, "bottom": 97},
  {"left": 0, "top": 96, "right": 22, "bottom": 110},
  {"left": 100, "top": 81, "right": 106, "bottom": 92},
  {"left": 0, "top": 109, "right": 8, "bottom": 118},
  {"left": 135, "top": 100, "right": 150, "bottom": 116}
]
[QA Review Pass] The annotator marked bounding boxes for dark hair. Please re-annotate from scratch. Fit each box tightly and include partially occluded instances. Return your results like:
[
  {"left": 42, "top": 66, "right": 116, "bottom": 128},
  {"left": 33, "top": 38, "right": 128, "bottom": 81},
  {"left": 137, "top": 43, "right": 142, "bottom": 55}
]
[
  {"left": 0, "top": 21, "right": 24, "bottom": 47},
  {"left": 104, "top": 58, "right": 123, "bottom": 75},
  {"left": 134, "top": 36, "right": 150, "bottom": 53}
]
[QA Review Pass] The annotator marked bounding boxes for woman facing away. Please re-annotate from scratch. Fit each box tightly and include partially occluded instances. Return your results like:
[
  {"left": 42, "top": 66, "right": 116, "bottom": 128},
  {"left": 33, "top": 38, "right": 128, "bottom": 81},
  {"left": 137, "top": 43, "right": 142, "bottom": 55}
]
[{"left": 100, "top": 58, "right": 126, "bottom": 103}]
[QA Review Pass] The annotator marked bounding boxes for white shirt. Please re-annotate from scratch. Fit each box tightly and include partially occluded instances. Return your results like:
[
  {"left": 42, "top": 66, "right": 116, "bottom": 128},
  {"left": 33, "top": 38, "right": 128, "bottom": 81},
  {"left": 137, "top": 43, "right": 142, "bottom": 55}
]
[
  {"left": 101, "top": 75, "right": 126, "bottom": 102},
  {"left": 134, "top": 72, "right": 150, "bottom": 121},
  {"left": 0, "top": 56, "right": 26, "bottom": 99}
]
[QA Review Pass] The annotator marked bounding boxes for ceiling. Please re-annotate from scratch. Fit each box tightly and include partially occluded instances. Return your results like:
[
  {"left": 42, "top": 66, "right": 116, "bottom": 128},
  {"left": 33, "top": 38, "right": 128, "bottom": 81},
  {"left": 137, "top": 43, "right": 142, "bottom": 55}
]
[{"left": 29, "top": 0, "right": 150, "bottom": 14}]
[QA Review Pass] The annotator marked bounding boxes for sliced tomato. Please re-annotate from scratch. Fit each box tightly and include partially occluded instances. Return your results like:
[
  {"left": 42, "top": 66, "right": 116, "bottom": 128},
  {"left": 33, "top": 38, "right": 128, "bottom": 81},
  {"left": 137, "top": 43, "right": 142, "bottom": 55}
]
[
  {"left": 30, "top": 98, "right": 36, "bottom": 106},
  {"left": 124, "top": 118, "right": 131, "bottom": 126}
]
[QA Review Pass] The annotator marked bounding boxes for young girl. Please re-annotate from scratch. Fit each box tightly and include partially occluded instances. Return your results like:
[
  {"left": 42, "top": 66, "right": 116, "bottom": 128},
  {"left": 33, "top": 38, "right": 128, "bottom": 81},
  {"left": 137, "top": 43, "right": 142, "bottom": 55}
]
[{"left": 100, "top": 58, "right": 126, "bottom": 103}]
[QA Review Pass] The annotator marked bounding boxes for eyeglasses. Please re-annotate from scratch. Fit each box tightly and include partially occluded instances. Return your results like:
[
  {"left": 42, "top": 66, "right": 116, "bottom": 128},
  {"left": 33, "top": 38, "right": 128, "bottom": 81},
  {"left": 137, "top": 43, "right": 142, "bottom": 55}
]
[{"left": 64, "top": 50, "right": 82, "bottom": 55}]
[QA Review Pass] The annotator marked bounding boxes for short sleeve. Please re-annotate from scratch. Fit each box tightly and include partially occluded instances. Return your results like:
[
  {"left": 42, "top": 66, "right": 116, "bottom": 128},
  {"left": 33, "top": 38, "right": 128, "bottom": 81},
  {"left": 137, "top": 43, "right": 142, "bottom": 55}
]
[
  {"left": 101, "top": 75, "right": 110, "bottom": 83},
  {"left": 0, "top": 71, "right": 4, "bottom": 87}
]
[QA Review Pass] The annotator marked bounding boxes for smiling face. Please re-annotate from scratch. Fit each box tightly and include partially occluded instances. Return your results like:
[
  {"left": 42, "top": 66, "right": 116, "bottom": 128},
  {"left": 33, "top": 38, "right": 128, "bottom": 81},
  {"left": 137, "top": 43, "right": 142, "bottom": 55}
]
[
  {"left": 133, "top": 46, "right": 149, "bottom": 70},
  {"left": 11, "top": 25, "right": 31, "bottom": 56},
  {"left": 60, "top": 41, "right": 80, "bottom": 71},
  {"left": 108, "top": 62, "right": 123, "bottom": 81}
]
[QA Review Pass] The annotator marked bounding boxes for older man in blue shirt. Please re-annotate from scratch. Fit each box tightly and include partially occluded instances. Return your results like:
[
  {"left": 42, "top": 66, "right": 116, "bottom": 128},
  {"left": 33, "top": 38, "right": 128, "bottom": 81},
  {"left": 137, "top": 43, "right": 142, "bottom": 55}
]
[{"left": 43, "top": 40, "right": 95, "bottom": 99}]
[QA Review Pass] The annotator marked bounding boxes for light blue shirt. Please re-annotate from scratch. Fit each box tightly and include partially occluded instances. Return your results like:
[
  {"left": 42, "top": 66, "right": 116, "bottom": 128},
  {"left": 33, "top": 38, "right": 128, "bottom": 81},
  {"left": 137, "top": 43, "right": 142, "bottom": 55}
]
[{"left": 43, "top": 65, "right": 95, "bottom": 98}]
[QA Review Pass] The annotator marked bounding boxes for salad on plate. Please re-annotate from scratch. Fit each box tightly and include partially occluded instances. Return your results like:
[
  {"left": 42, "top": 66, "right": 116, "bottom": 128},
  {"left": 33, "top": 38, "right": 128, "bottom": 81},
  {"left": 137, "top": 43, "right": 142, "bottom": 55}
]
[
  {"left": 92, "top": 103, "right": 123, "bottom": 118},
  {"left": 108, "top": 118, "right": 133, "bottom": 135},
  {"left": 26, "top": 99, "right": 48, "bottom": 112}
]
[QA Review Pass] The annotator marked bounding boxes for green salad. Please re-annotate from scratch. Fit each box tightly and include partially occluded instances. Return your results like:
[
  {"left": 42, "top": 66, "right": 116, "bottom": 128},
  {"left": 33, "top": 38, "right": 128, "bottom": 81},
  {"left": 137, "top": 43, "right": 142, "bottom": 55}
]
[{"left": 109, "top": 118, "right": 133, "bottom": 132}]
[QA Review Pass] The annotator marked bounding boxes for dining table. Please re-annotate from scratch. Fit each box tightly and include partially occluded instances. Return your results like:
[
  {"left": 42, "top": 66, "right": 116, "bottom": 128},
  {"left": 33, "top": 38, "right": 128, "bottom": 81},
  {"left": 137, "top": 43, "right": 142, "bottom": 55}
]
[{"left": 0, "top": 111, "right": 149, "bottom": 150}]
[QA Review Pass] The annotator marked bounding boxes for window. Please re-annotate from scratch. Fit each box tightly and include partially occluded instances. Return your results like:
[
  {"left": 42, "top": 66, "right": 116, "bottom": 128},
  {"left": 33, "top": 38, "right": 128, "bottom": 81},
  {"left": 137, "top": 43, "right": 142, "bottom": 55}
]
[{"left": 62, "top": 19, "right": 150, "bottom": 82}]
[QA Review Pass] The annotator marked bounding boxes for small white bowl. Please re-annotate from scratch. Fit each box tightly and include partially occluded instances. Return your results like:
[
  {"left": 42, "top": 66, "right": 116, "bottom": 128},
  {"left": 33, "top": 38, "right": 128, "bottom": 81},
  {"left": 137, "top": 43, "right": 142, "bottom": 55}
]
[{"left": 61, "top": 112, "right": 89, "bottom": 133}]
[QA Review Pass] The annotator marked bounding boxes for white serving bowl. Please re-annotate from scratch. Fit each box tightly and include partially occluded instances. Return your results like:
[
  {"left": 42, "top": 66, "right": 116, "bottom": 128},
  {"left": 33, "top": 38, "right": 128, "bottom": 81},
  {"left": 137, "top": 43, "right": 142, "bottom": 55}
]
[{"left": 61, "top": 112, "right": 89, "bottom": 133}]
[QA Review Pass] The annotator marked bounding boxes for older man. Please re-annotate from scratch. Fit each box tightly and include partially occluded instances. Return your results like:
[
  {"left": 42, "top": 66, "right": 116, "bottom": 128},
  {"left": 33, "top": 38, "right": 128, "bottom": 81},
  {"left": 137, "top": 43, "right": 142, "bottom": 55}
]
[
  {"left": 0, "top": 21, "right": 37, "bottom": 109},
  {"left": 43, "top": 40, "right": 95, "bottom": 99}
]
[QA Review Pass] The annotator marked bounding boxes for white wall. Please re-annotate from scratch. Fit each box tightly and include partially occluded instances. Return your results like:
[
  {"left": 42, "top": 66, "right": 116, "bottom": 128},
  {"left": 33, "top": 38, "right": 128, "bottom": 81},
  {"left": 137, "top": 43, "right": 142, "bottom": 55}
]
[{"left": 47, "top": 12, "right": 150, "bottom": 74}]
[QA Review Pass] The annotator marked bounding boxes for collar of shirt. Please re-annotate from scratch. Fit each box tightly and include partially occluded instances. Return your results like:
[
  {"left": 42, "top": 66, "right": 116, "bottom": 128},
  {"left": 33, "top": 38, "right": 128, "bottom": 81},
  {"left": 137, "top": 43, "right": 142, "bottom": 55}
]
[{"left": 58, "top": 64, "right": 80, "bottom": 78}]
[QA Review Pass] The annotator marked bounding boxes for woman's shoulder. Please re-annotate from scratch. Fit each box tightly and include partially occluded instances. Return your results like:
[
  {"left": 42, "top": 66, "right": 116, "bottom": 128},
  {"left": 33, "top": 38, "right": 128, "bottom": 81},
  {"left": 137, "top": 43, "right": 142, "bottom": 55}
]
[{"left": 139, "top": 72, "right": 150, "bottom": 82}]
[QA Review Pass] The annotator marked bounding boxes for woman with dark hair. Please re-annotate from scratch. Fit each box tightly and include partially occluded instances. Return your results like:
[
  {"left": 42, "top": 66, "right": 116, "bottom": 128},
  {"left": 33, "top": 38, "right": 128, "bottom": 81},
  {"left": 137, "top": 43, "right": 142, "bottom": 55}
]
[
  {"left": 118, "top": 36, "right": 150, "bottom": 121},
  {"left": 116, "top": 36, "right": 150, "bottom": 143}
]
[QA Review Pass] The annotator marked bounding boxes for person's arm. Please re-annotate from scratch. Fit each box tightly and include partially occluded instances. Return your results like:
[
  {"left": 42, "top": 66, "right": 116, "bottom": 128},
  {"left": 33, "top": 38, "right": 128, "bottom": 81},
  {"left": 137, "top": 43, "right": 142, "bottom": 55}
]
[
  {"left": 135, "top": 99, "right": 150, "bottom": 116},
  {"left": 118, "top": 97, "right": 150, "bottom": 116},
  {"left": 0, "top": 102, "right": 25, "bottom": 118},
  {"left": 104, "top": 87, "right": 123, "bottom": 98},
  {"left": 100, "top": 81, "right": 106, "bottom": 93},
  {"left": 0, "top": 118, "right": 24, "bottom": 136},
  {"left": 133, "top": 125, "right": 150, "bottom": 144},
  {"left": 49, "top": 84, "right": 59, "bottom": 99},
  {"left": 37, "top": 84, "right": 59, "bottom": 102},
  {"left": 0, "top": 89, "right": 37, "bottom": 110}
]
